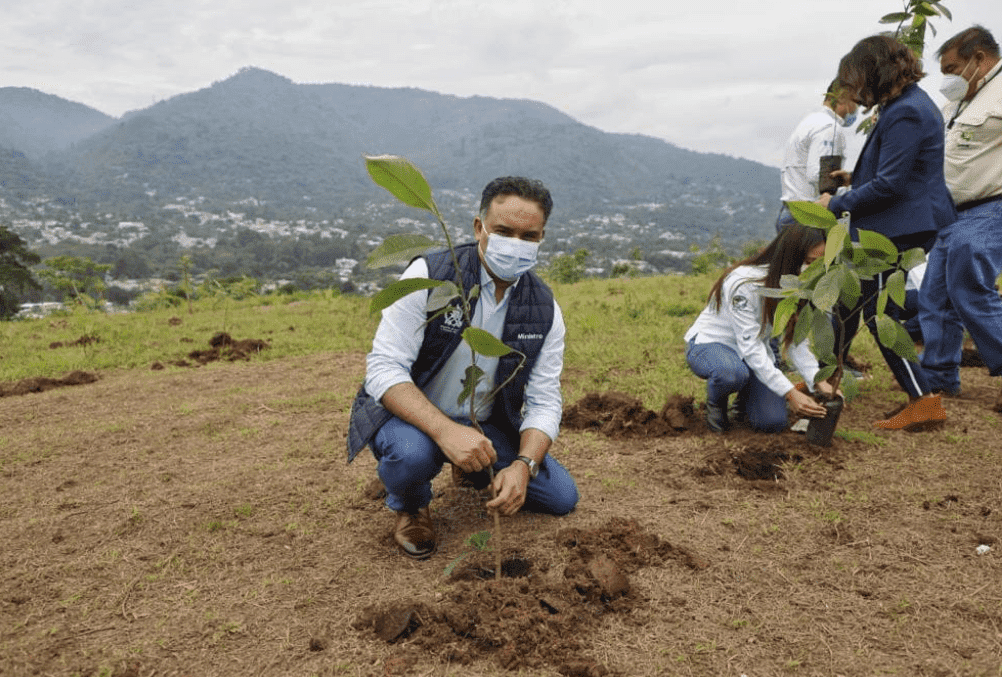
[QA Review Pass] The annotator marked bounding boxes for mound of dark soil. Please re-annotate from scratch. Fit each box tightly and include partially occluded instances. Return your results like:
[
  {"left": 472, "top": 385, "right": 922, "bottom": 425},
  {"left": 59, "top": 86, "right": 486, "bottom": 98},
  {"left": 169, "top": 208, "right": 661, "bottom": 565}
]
[
  {"left": 185, "top": 332, "right": 270, "bottom": 365},
  {"left": 354, "top": 518, "right": 706, "bottom": 675},
  {"left": 563, "top": 391, "right": 700, "bottom": 438},
  {"left": 698, "top": 438, "right": 806, "bottom": 481},
  {"left": 0, "top": 370, "right": 99, "bottom": 397},
  {"left": 48, "top": 334, "right": 100, "bottom": 349}
]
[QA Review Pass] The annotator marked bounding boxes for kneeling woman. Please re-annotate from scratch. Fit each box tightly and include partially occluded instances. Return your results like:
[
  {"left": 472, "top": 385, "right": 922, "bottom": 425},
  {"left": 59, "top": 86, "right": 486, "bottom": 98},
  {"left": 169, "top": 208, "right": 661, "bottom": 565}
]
[{"left": 685, "top": 224, "right": 836, "bottom": 432}]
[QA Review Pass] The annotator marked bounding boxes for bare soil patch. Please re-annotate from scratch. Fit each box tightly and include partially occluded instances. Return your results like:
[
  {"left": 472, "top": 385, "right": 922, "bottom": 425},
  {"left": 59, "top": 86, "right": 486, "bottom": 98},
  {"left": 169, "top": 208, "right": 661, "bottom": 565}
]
[{"left": 2, "top": 352, "right": 1001, "bottom": 676}]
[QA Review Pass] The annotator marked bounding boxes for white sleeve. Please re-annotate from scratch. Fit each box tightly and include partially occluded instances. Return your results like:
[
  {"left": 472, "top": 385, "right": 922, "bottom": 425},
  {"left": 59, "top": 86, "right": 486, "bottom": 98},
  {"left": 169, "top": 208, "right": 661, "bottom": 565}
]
[
  {"left": 363, "top": 258, "right": 430, "bottom": 402},
  {"left": 806, "top": 121, "right": 837, "bottom": 196},
  {"left": 520, "top": 299, "right": 565, "bottom": 441},
  {"left": 723, "top": 279, "right": 795, "bottom": 398}
]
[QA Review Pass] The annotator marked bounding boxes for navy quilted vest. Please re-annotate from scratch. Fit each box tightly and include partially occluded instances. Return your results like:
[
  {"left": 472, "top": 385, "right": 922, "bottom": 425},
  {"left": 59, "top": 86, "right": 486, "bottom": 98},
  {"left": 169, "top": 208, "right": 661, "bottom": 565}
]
[{"left": 346, "top": 242, "right": 555, "bottom": 462}]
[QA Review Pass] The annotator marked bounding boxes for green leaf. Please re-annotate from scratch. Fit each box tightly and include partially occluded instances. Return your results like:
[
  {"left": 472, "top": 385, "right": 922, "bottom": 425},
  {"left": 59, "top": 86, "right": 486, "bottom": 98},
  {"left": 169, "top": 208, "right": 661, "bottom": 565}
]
[
  {"left": 462, "top": 327, "right": 512, "bottom": 357},
  {"left": 839, "top": 269, "right": 862, "bottom": 309},
  {"left": 759, "top": 286, "right": 792, "bottom": 299},
  {"left": 879, "top": 11, "right": 911, "bottom": 23},
  {"left": 876, "top": 286, "right": 889, "bottom": 317},
  {"left": 857, "top": 229, "right": 898, "bottom": 261},
  {"left": 812, "top": 268, "right": 843, "bottom": 312},
  {"left": 891, "top": 322, "right": 919, "bottom": 362},
  {"left": 825, "top": 222, "right": 850, "bottom": 268},
  {"left": 811, "top": 305, "right": 836, "bottom": 359},
  {"left": 458, "top": 365, "right": 485, "bottom": 407},
  {"left": 364, "top": 155, "right": 442, "bottom": 217},
  {"left": 794, "top": 304, "right": 814, "bottom": 346},
  {"left": 815, "top": 365, "right": 837, "bottom": 384},
  {"left": 900, "top": 247, "right": 926, "bottom": 271},
  {"left": 875, "top": 314, "right": 898, "bottom": 349},
  {"left": 366, "top": 234, "right": 439, "bottom": 269},
  {"left": 369, "top": 278, "right": 450, "bottom": 314},
  {"left": 772, "top": 297, "right": 798, "bottom": 338},
  {"left": 841, "top": 370, "right": 860, "bottom": 402},
  {"left": 931, "top": 2, "right": 952, "bottom": 20},
  {"left": 854, "top": 256, "right": 894, "bottom": 278},
  {"left": 886, "top": 269, "right": 906, "bottom": 309},
  {"left": 787, "top": 201, "right": 838, "bottom": 229},
  {"left": 426, "top": 282, "right": 460, "bottom": 313},
  {"left": 800, "top": 258, "right": 826, "bottom": 284}
]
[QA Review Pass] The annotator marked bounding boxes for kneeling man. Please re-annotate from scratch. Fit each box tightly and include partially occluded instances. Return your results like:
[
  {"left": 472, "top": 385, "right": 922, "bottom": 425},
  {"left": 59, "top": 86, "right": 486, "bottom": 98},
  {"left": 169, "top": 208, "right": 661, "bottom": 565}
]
[{"left": 347, "top": 176, "right": 579, "bottom": 559}]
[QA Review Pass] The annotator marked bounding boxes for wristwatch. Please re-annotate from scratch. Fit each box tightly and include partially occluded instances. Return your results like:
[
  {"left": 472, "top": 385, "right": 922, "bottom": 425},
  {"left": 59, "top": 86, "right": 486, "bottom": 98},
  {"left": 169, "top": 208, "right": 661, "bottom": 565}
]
[{"left": 515, "top": 456, "right": 539, "bottom": 479}]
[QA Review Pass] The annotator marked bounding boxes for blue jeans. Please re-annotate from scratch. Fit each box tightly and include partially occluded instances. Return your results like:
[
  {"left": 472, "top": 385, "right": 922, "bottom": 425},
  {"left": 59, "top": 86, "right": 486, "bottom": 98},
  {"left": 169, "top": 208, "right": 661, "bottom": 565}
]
[
  {"left": 920, "top": 199, "right": 1002, "bottom": 392},
  {"left": 371, "top": 416, "right": 579, "bottom": 515},
  {"left": 686, "top": 339, "right": 789, "bottom": 433}
]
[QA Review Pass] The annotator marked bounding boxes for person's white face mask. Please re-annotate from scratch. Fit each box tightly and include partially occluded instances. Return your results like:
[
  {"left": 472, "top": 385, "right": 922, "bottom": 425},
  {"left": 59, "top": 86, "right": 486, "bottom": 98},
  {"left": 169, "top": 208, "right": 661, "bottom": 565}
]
[
  {"left": 481, "top": 232, "right": 541, "bottom": 282},
  {"left": 940, "top": 57, "right": 976, "bottom": 102}
]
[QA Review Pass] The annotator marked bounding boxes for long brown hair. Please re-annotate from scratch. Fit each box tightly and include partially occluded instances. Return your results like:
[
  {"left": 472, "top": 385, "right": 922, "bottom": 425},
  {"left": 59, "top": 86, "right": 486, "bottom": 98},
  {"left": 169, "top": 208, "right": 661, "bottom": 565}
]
[
  {"left": 706, "top": 224, "right": 825, "bottom": 341},
  {"left": 838, "top": 35, "right": 925, "bottom": 109}
]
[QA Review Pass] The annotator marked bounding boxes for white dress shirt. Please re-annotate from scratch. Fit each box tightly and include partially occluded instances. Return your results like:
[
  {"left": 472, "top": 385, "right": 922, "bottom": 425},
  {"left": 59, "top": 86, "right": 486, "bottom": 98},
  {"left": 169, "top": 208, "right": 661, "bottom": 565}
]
[{"left": 365, "top": 257, "right": 565, "bottom": 441}]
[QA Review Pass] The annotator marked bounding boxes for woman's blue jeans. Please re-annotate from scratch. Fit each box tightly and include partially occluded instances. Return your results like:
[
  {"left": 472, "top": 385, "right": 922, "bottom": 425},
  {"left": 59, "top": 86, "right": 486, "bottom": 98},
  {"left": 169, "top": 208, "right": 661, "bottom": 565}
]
[{"left": 686, "top": 339, "right": 789, "bottom": 433}]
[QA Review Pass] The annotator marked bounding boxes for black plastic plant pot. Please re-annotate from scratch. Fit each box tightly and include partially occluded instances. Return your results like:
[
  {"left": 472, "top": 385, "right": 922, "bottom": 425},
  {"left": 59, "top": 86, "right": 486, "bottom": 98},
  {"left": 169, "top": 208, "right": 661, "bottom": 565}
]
[
  {"left": 806, "top": 396, "right": 844, "bottom": 447},
  {"left": 818, "top": 155, "right": 844, "bottom": 195}
]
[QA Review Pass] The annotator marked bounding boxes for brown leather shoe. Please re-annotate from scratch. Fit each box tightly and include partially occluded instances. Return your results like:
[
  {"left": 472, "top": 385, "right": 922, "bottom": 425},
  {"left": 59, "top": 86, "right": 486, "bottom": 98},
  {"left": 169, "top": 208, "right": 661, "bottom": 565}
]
[
  {"left": 394, "top": 506, "right": 436, "bottom": 559},
  {"left": 451, "top": 463, "right": 491, "bottom": 490},
  {"left": 873, "top": 394, "right": 946, "bottom": 431}
]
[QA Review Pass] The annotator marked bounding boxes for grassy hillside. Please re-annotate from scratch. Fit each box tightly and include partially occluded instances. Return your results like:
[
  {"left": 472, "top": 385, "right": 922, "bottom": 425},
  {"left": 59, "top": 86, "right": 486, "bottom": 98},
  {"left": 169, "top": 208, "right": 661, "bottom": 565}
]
[{"left": 0, "top": 272, "right": 887, "bottom": 408}]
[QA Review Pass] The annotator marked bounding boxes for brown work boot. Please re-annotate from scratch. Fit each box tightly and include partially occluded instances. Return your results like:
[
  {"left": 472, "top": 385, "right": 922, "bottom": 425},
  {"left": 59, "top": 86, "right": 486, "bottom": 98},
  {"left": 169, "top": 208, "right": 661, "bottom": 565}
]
[
  {"left": 873, "top": 394, "right": 946, "bottom": 432},
  {"left": 451, "top": 463, "right": 491, "bottom": 490},
  {"left": 394, "top": 506, "right": 436, "bottom": 559}
]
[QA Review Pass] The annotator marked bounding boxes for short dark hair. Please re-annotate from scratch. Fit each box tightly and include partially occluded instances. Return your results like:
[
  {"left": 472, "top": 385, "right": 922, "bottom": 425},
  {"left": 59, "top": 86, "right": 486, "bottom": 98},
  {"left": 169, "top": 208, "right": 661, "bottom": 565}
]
[
  {"left": 938, "top": 25, "right": 1000, "bottom": 59},
  {"left": 479, "top": 177, "right": 553, "bottom": 223},
  {"left": 838, "top": 35, "right": 925, "bottom": 109}
]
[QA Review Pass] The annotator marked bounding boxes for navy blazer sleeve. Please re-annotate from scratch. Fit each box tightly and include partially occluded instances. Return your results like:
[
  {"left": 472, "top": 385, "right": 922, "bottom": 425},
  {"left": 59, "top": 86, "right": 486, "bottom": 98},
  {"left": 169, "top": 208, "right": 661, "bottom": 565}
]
[{"left": 828, "top": 107, "right": 924, "bottom": 219}]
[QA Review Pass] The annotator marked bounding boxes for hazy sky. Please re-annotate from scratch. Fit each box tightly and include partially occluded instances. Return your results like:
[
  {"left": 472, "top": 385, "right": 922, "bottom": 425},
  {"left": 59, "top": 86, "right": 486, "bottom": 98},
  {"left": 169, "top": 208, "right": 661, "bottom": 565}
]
[{"left": 5, "top": 0, "right": 1002, "bottom": 167}]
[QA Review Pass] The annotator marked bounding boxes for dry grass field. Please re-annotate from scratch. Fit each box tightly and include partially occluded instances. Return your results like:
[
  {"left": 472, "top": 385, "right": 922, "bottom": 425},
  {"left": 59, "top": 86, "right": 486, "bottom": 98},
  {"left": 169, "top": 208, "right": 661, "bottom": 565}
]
[{"left": 3, "top": 324, "right": 1002, "bottom": 676}]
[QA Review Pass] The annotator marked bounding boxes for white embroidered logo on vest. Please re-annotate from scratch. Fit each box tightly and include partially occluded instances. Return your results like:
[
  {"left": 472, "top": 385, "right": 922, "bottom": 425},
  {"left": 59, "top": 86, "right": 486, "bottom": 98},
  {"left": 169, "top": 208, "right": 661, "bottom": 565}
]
[{"left": 441, "top": 307, "right": 463, "bottom": 333}]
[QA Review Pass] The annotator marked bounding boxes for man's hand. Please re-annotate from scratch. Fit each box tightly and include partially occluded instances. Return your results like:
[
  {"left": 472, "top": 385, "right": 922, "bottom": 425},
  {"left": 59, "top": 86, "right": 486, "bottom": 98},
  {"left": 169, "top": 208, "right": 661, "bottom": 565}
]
[
  {"left": 437, "top": 421, "right": 497, "bottom": 473},
  {"left": 817, "top": 193, "right": 833, "bottom": 209},
  {"left": 379, "top": 382, "right": 497, "bottom": 472},
  {"left": 485, "top": 462, "right": 530, "bottom": 516}
]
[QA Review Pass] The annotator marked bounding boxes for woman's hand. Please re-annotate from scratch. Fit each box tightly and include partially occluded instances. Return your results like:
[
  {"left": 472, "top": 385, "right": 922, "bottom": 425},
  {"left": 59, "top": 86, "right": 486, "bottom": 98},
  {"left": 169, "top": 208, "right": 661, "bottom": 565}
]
[
  {"left": 830, "top": 169, "right": 852, "bottom": 187},
  {"left": 816, "top": 193, "right": 833, "bottom": 209},
  {"left": 786, "top": 388, "right": 828, "bottom": 418},
  {"left": 814, "top": 381, "right": 843, "bottom": 400}
]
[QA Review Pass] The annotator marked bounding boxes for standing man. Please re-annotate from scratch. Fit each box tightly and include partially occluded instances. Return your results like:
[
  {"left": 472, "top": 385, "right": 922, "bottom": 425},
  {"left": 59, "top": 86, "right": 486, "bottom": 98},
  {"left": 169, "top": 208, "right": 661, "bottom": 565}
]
[
  {"left": 919, "top": 26, "right": 1002, "bottom": 398},
  {"left": 776, "top": 80, "right": 859, "bottom": 230},
  {"left": 347, "top": 177, "right": 578, "bottom": 560}
]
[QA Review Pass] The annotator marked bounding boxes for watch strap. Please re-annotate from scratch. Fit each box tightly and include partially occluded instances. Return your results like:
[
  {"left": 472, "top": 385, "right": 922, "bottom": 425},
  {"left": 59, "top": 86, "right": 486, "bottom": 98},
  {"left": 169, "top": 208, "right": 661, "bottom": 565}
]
[{"left": 516, "top": 455, "right": 539, "bottom": 479}]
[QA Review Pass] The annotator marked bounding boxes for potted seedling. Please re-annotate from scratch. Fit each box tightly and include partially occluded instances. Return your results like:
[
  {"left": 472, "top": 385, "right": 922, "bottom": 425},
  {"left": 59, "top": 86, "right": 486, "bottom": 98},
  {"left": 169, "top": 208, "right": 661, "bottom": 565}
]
[
  {"left": 363, "top": 155, "right": 528, "bottom": 579},
  {"left": 764, "top": 201, "right": 925, "bottom": 446}
]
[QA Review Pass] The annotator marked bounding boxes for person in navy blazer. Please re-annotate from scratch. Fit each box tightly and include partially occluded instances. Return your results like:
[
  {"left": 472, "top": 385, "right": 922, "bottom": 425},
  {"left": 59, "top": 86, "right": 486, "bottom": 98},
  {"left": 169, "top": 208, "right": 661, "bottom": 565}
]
[{"left": 818, "top": 35, "right": 957, "bottom": 431}]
